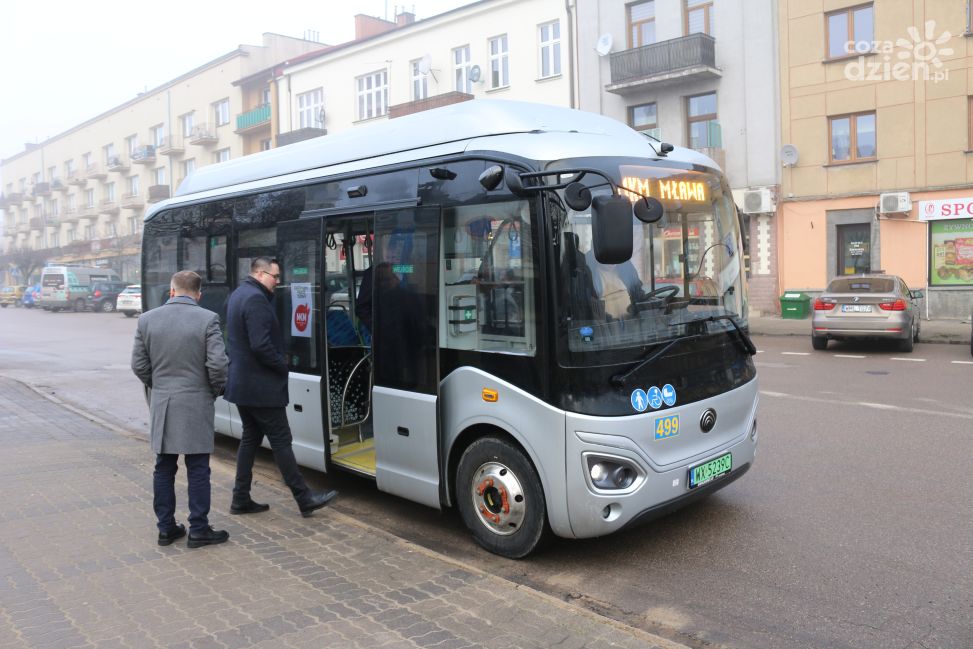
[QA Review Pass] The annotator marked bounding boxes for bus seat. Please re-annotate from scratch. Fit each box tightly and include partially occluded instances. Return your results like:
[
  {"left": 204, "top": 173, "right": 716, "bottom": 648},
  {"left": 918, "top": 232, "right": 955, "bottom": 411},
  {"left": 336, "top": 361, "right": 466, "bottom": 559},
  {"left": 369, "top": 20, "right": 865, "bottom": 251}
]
[
  {"left": 326, "top": 308, "right": 361, "bottom": 346},
  {"left": 327, "top": 347, "right": 371, "bottom": 428}
]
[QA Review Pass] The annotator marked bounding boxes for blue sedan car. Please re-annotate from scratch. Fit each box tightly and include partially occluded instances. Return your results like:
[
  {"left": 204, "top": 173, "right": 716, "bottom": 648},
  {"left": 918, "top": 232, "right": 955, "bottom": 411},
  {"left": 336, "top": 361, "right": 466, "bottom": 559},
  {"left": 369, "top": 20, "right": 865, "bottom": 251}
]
[{"left": 21, "top": 284, "right": 41, "bottom": 308}]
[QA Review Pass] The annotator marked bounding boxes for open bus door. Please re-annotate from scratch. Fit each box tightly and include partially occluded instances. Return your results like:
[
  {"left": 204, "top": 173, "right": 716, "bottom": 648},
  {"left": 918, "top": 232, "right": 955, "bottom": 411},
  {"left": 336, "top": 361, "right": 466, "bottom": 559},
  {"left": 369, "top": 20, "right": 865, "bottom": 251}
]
[{"left": 371, "top": 206, "right": 441, "bottom": 508}]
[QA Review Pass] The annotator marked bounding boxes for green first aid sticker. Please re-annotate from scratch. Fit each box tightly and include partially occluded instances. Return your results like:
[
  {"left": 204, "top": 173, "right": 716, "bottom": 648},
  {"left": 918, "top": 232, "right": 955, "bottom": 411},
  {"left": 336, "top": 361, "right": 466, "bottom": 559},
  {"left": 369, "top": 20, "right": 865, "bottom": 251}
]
[{"left": 654, "top": 414, "right": 679, "bottom": 440}]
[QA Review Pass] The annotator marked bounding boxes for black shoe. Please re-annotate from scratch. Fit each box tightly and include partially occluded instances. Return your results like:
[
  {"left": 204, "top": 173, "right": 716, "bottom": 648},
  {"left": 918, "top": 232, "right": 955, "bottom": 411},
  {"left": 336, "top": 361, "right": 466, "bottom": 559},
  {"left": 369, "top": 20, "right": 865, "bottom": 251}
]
[
  {"left": 157, "top": 523, "right": 186, "bottom": 546},
  {"left": 299, "top": 490, "right": 338, "bottom": 518},
  {"left": 230, "top": 499, "right": 270, "bottom": 515},
  {"left": 187, "top": 526, "right": 229, "bottom": 549}
]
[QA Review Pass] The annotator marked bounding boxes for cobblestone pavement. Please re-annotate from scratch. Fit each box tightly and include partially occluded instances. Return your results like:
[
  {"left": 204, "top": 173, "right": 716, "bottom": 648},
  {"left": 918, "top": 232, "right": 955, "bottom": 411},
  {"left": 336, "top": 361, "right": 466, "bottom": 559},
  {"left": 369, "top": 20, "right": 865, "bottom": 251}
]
[{"left": 0, "top": 377, "right": 687, "bottom": 649}]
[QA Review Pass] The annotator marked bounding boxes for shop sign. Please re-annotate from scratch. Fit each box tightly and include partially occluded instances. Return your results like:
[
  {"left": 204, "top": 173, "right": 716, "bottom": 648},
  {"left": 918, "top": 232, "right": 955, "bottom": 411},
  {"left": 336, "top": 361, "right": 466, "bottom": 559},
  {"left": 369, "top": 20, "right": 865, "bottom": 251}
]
[
  {"left": 929, "top": 220, "right": 973, "bottom": 286},
  {"left": 918, "top": 197, "right": 973, "bottom": 221}
]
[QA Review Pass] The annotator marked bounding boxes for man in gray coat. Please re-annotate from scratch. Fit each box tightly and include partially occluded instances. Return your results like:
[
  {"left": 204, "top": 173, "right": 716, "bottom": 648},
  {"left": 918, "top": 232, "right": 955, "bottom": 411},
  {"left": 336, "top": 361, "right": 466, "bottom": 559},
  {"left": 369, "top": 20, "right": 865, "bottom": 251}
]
[{"left": 132, "top": 270, "right": 230, "bottom": 548}]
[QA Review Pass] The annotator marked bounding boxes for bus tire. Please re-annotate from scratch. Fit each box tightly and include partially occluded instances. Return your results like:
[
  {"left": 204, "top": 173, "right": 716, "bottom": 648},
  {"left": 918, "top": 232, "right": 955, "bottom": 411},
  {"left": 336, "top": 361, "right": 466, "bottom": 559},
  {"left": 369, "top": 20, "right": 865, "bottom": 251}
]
[
  {"left": 74, "top": 298, "right": 87, "bottom": 312},
  {"left": 455, "top": 436, "right": 549, "bottom": 559}
]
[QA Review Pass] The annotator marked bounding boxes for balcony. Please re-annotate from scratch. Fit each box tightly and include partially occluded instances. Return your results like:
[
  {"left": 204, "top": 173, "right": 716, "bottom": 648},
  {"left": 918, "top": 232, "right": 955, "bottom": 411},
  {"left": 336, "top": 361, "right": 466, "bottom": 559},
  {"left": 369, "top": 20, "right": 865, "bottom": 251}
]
[
  {"left": 106, "top": 155, "right": 129, "bottom": 172},
  {"left": 67, "top": 172, "right": 86, "bottom": 186},
  {"left": 132, "top": 145, "right": 156, "bottom": 165},
  {"left": 147, "top": 185, "right": 170, "bottom": 203},
  {"left": 99, "top": 198, "right": 120, "bottom": 215},
  {"left": 29, "top": 216, "right": 46, "bottom": 230},
  {"left": 51, "top": 178, "right": 68, "bottom": 193},
  {"left": 121, "top": 193, "right": 144, "bottom": 209},
  {"left": 17, "top": 222, "right": 30, "bottom": 234},
  {"left": 389, "top": 91, "right": 473, "bottom": 119},
  {"left": 606, "top": 33, "right": 720, "bottom": 94},
  {"left": 158, "top": 136, "right": 184, "bottom": 155},
  {"left": 189, "top": 123, "right": 218, "bottom": 146},
  {"left": 61, "top": 207, "right": 81, "bottom": 223},
  {"left": 86, "top": 163, "right": 107, "bottom": 180},
  {"left": 5, "top": 192, "right": 25, "bottom": 206},
  {"left": 236, "top": 104, "right": 271, "bottom": 133},
  {"left": 32, "top": 182, "right": 51, "bottom": 197}
]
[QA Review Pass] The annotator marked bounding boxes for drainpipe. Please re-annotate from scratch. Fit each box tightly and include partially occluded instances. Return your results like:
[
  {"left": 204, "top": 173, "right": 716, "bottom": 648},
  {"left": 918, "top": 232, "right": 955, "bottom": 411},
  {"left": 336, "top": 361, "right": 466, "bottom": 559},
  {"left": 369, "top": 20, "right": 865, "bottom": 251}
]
[{"left": 565, "top": 0, "right": 576, "bottom": 108}]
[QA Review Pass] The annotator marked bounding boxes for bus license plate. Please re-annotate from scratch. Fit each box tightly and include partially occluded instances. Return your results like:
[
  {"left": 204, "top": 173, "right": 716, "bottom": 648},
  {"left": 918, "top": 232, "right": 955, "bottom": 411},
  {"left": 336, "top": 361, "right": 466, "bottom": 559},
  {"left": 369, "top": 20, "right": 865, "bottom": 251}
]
[{"left": 688, "top": 453, "right": 732, "bottom": 489}]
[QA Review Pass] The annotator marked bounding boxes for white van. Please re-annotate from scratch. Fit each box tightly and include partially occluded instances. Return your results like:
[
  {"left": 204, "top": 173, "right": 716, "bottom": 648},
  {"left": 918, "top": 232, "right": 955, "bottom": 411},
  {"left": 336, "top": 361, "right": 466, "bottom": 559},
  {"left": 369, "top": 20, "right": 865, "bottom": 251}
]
[{"left": 40, "top": 266, "right": 121, "bottom": 312}]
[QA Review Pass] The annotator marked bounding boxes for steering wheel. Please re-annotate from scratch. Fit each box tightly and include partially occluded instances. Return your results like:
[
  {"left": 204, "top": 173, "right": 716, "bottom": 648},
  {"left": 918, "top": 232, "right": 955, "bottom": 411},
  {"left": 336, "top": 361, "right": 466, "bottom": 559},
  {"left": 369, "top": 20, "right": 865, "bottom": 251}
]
[{"left": 643, "top": 285, "right": 680, "bottom": 300}]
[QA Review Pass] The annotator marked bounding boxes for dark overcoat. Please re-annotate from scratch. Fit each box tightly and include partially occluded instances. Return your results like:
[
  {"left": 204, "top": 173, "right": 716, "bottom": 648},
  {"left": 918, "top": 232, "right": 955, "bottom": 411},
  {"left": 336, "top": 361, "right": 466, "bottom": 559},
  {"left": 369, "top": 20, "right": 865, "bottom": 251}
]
[
  {"left": 223, "top": 276, "right": 289, "bottom": 407},
  {"left": 131, "top": 295, "right": 228, "bottom": 454}
]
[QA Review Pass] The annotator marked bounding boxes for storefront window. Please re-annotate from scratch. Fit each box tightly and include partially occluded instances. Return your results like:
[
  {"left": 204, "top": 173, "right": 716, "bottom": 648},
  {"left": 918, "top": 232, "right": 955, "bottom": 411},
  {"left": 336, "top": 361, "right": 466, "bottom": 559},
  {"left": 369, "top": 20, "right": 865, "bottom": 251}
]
[
  {"left": 929, "top": 219, "right": 973, "bottom": 286},
  {"left": 836, "top": 223, "right": 870, "bottom": 275}
]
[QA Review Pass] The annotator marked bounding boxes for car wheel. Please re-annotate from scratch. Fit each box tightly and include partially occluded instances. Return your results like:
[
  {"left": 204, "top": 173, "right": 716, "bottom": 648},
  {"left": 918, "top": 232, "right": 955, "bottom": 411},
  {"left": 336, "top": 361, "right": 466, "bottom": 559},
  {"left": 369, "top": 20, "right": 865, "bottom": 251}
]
[
  {"left": 456, "top": 436, "right": 550, "bottom": 559},
  {"left": 124, "top": 311, "right": 136, "bottom": 318},
  {"left": 0, "top": 304, "right": 7, "bottom": 308},
  {"left": 811, "top": 336, "right": 828, "bottom": 351},
  {"left": 899, "top": 334, "right": 914, "bottom": 353},
  {"left": 74, "top": 298, "right": 87, "bottom": 313},
  {"left": 913, "top": 318, "right": 920, "bottom": 342},
  {"left": 100, "top": 300, "right": 115, "bottom": 313}
]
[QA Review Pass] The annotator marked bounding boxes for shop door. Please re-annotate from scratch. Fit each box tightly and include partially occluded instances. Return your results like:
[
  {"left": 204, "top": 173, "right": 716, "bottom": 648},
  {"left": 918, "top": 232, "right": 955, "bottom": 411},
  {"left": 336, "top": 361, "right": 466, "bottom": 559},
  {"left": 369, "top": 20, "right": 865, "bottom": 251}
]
[{"left": 837, "top": 223, "right": 871, "bottom": 276}]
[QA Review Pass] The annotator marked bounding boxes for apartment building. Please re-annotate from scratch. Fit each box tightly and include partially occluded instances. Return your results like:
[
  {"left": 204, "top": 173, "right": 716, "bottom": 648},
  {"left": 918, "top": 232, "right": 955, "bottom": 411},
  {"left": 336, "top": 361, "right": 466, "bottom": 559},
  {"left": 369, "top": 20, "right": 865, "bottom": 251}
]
[
  {"left": 0, "top": 34, "right": 321, "bottom": 282},
  {"left": 778, "top": 0, "right": 973, "bottom": 319},
  {"left": 575, "top": 0, "right": 783, "bottom": 314}
]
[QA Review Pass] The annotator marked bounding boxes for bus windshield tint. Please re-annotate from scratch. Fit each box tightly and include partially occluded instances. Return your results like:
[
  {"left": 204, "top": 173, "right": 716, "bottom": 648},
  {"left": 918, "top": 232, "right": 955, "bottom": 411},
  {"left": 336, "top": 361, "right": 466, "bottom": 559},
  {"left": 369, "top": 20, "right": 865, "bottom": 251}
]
[{"left": 558, "top": 167, "right": 746, "bottom": 356}]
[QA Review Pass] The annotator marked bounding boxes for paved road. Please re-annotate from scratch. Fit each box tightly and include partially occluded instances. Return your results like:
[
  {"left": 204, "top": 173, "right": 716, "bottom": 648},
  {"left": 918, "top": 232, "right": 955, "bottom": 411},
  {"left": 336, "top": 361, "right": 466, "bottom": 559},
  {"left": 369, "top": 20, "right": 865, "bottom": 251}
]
[{"left": 1, "top": 307, "right": 971, "bottom": 648}]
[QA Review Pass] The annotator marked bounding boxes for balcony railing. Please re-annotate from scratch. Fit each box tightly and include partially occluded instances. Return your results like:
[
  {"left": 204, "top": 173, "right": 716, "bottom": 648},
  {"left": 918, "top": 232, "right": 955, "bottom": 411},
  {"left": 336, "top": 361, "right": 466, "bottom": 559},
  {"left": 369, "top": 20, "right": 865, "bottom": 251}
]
[
  {"left": 99, "top": 198, "right": 120, "bottom": 215},
  {"left": 61, "top": 207, "right": 81, "bottom": 223},
  {"left": 158, "top": 136, "right": 184, "bottom": 155},
  {"left": 29, "top": 216, "right": 46, "bottom": 229},
  {"left": 32, "top": 182, "right": 51, "bottom": 197},
  {"left": 107, "top": 155, "right": 129, "bottom": 172},
  {"left": 189, "top": 123, "right": 218, "bottom": 145},
  {"left": 86, "top": 163, "right": 107, "bottom": 179},
  {"left": 236, "top": 104, "right": 271, "bottom": 132},
  {"left": 607, "top": 33, "right": 719, "bottom": 93},
  {"left": 132, "top": 145, "right": 156, "bottom": 164},
  {"left": 121, "top": 193, "right": 144, "bottom": 209},
  {"left": 67, "top": 172, "right": 86, "bottom": 186},
  {"left": 51, "top": 178, "right": 67, "bottom": 193},
  {"left": 147, "top": 185, "right": 171, "bottom": 203}
]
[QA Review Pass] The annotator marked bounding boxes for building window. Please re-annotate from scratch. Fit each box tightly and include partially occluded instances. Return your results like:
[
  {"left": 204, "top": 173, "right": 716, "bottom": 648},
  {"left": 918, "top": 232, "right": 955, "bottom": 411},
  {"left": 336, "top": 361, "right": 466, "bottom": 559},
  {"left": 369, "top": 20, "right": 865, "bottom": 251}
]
[
  {"left": 630, "top": 102, "right": 658, "bottom": 135},
  {"left": 103, "top": 144, "right": 117, "bottom": 165},
  {"left": 105, "top": 182, "right": 116, "bottom": 202},
  {"left": 67, "top": 228, "right": 75, "bottom": 243},
  {"left": 356, "top": 70, "right": 388, "bottom": 120},
  {"left": 126, "top": 134, "right": 138, "bottom": 156},
  {"left": 214, "top": 98, "right": 230, "bottom": 127},
  {"left": 687, "top": 92, "right": 719, "bottom": 149},
  {"left": 130, "top": 215, "right": 140, "bottom": 235},
  {"left": 411, "top": 60, "right": 429, "bottom": 100},
  {"left": 539, "top": 21, "right": 561, "bottom": 78},
  {"left": 297, "top": 88, "right": 325, "bottom": 129},
  {"left": 262, "top": 88, "right": 271, "bottom": 105},
  {"left": 50, "top": 232, "right": 60, "bottom": 248},
  {"left": 215, "top": 148, "right": 230, "bottom": 163},
  {"left": 128, "top": 175, "right": 140, "bottom": 196},
  {"left": 105, "top": 223, "right": 117, "bottom": 238},
  {"left": 829, "top": 112, "right": 876, "bottom": 162},
  {"left": 85, "top": 189, "right": 95, "bottom": 208},
  {"left": 453, "top": 45, "right": 472, "bottom": 93},
  {"left": 180, "top": 112, "right": 195, "bottom": 138},
  {"left": 64, "top": 159, "right": 75, "bottom": 178},
  {"left": 67, "top": 194, "right": 76, "bottom": 210},
  {"left": 47, "top": 166, "right": 57, "bottom": 182},
  {"left": 182, "top": 158, "right": 196, "bottom": 181},
  {"left": 82, "top": 152, "right": 92, "bottom": 171},
  {"left": 684, "top": 0, "right": 714, "bottom": 35},
  {"left": 826, "top": 4, "right": 873, "bottom": 59},
  {"left": 151, "top": 124, "right": 166, "bottom": 147},
  {"left": 155, "top": 167, "right": 167, "bottom": 186},
  {"left": 489, "top": 35, "right": 509, "bottom": 88},
  {"left": 629, "top": 1, "right": 656, "bottom": 47},
  {"left": 85, "top": 225, "right": 95, "bottom": 240},
  {"left": 260, "top": 139, "right": 272, "bottom": 151}
]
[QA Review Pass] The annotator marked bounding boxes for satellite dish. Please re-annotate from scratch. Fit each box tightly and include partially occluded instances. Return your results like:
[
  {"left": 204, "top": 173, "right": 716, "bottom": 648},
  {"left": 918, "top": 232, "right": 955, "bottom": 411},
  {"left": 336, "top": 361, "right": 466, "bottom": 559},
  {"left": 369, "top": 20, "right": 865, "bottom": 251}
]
[
  {"left": 417, "top": 54, "right": 432, "bottom": 75},
  {"left": 595, "top": 33, "right": 614, "bottom": 57},
  {"left": 469, "top": 64, "right": 482, "bottom": 83},
  {"left": 781, "top": 144, "right": 800, "bottom": 167}
]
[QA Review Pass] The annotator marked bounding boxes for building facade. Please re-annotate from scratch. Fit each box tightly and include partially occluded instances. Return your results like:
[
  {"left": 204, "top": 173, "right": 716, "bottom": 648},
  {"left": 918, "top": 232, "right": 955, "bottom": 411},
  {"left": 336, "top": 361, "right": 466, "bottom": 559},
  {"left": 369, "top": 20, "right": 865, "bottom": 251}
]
[
  {"left": 575, "top": 0, "right": 783, "bottom": 314},
  {"left": 778, "top": 0, "right": 973, "bottom": 319}
]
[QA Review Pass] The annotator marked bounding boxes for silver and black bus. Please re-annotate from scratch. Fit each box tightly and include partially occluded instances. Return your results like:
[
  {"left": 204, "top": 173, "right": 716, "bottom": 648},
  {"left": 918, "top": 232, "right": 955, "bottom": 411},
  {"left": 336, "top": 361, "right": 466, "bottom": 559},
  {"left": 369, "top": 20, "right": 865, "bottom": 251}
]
[{"left": 141, "top": 100, "right": 758, "bottom": 558}]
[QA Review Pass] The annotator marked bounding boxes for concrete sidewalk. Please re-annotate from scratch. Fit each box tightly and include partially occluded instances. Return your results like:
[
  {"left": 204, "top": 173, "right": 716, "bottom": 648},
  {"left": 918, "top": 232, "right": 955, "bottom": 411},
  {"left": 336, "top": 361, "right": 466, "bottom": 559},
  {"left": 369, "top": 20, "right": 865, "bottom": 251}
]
[
  {"left": 748, "top": 313, "right": 971, "bottom": 345},
  {"left": 0, "top": 377, "right": 688, "bottom": 649}
]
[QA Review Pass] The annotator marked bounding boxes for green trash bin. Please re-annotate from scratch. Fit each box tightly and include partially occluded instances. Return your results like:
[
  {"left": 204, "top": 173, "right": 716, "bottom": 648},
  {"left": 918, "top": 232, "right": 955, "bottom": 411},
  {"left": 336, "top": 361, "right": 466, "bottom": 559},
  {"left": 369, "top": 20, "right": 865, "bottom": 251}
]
[{"left": 780, "top": 291, "right": 811, "bottom": 319}]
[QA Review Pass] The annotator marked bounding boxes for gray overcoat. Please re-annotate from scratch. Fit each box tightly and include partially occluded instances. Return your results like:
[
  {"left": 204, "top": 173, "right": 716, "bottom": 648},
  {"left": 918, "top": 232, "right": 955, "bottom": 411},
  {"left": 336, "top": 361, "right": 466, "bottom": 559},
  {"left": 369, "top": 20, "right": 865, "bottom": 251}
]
[{"left": 131, "top": 295, "right": 228, "bottom": 454}]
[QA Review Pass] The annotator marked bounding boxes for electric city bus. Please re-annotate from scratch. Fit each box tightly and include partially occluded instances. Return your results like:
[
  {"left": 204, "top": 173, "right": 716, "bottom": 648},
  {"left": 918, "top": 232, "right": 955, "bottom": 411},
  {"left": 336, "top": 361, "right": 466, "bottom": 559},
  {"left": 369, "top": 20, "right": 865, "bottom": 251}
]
[{"left": 140, "top": 100, "right": 758, "bottom": 558}]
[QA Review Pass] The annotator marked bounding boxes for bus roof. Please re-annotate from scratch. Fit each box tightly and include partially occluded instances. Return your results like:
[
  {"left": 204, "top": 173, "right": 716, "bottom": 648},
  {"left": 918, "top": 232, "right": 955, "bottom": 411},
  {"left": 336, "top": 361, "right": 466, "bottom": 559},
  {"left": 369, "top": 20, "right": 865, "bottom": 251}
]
[{"left": 160, "top": 100, "right": 717, "bottom": 212}]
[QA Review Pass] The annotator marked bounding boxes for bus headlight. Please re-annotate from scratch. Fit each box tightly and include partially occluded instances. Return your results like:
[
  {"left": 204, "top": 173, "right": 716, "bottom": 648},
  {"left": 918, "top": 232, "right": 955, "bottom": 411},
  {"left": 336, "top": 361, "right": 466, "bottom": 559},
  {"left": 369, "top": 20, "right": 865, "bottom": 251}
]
[{"left": 585, "top": 455, "right": 642, "bottom": 492}]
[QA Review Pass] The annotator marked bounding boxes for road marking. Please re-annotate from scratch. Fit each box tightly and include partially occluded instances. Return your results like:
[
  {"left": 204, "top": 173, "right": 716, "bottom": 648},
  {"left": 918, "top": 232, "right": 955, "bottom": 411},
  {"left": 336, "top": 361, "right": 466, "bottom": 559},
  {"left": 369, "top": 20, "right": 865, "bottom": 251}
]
[
  {"left": 756, "top": 350, "right": 765, "bottom": 353},
  {"left": 759, "top": 390, "right": 973, "bottom": 421},
  {"left": 951, "top": 360, "right": 973, "bottom": 365},
  {"left": 781, "top": 352, "right": 810, "bottom": 356},
  {"left": 890, "top": 357, "right": 926, "bottom": 362},
  {"left": 833, "top": 354, "right": 866, "bottom": 359}
]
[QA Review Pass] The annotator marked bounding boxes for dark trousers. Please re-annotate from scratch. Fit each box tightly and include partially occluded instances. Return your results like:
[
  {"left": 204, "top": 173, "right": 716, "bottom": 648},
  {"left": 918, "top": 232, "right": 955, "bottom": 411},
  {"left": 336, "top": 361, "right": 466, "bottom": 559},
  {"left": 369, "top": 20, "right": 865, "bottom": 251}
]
[
  {"left": 153, "top": 453, "right": 210, "bottom": 535},
  {"left": 233, "top": 406, "right": 310, "bottom": 506}
]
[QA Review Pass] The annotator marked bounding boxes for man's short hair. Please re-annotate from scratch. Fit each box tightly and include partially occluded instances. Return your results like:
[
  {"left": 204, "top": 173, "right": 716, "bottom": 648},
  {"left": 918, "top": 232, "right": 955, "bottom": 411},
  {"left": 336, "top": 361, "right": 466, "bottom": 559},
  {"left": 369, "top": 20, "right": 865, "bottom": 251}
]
[
  {"left": 171, "top": 270, "right": 202, "bottom": 294},
  {"left": 250, "top": 257, "right": 278, "bottom": 273}
]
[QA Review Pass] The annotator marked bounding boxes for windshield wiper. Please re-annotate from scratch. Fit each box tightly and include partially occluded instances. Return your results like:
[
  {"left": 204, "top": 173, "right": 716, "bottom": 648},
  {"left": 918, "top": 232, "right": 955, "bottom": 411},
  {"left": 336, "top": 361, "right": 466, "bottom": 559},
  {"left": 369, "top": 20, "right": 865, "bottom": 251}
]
[{"left": 609, "top": 314, "right": 755, "bottom": 388}]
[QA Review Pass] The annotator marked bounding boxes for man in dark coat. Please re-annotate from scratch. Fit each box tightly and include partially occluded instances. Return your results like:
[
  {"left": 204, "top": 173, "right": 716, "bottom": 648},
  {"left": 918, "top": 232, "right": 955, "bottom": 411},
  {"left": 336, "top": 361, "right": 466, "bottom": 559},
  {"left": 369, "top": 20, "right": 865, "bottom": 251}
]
[
  {"left": 224, "top": 257, "right": 337, "bottom": 517},
  {"left": 131, "top": 271, "right": 230, "bottom": 548}
]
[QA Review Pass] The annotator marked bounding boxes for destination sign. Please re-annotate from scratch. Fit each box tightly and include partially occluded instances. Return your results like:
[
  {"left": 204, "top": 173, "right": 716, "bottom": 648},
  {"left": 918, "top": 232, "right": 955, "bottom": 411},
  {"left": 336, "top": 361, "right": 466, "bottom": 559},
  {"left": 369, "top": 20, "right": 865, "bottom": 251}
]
[{"left": 618, "top": 166, "right": 711, "bottom": 206}]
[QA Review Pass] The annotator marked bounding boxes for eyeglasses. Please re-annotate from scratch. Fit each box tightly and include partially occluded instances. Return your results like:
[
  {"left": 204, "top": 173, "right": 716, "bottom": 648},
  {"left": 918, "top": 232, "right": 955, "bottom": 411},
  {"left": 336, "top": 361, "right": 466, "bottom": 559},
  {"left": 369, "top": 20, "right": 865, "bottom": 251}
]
[{"left": 261, "top": 270, "right": 281, "bottom": 280}]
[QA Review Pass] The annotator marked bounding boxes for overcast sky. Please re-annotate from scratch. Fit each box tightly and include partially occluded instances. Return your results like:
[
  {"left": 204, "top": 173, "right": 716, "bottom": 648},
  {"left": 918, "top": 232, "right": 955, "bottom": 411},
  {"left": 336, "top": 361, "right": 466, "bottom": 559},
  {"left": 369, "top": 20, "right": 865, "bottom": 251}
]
[{"left": 0, "top": 0, "right": 474, "bottom": 165}]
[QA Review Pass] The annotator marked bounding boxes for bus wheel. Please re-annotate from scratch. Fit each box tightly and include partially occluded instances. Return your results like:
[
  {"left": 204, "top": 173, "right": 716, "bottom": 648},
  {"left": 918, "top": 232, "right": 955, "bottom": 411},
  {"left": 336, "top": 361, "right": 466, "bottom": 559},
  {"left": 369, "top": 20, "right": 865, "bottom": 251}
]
[
  {"left": 456, "top": 437, "right": 549, "bottom": 559},
  {"left": 74, "top": 298, "right": 87, "bottom": 312}
]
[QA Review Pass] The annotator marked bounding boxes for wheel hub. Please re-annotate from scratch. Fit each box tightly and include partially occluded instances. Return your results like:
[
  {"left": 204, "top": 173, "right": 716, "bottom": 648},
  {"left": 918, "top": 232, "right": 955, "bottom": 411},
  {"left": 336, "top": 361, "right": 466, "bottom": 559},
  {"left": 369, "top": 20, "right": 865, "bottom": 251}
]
[{"left": 470, "top": 461, "right": 526, "bottom": 536}]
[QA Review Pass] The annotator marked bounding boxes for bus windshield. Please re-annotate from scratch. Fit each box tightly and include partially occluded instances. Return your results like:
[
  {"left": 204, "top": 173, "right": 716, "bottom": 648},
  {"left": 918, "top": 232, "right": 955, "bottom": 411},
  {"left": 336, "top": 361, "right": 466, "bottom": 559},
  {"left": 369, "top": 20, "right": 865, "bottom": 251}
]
[{"left": 557, "top": 165, "right": 746, "bottom": 357}]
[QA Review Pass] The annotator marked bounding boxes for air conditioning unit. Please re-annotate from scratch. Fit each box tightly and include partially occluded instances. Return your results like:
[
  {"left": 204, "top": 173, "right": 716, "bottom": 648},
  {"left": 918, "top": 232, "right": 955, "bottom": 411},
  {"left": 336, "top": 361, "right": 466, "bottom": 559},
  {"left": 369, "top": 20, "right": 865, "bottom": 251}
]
[
  {"left": 879, "top": 192, "right": 912, "bottom": 215},
  {"left": 742, "top": 187, "right": 776, "bottom": 214}
]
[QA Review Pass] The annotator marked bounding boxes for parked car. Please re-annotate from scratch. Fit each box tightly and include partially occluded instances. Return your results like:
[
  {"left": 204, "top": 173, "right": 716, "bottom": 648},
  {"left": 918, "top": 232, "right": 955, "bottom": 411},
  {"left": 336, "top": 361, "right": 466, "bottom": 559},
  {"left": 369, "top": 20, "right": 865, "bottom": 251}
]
[
  {"left": 0, "top": 286, "right": 25, "bottom": 308},
  {"left": 116, "top": 285, "right": 142, "bottom": 317},
  {"left": 85, "top": 281, "right": 128, "bottom": 313},
  {"left": 811, "top": 274, "right": 923, "bottom": 352},
  {"left": 21, "top": 284, "right": 41, "bottom": 308}
]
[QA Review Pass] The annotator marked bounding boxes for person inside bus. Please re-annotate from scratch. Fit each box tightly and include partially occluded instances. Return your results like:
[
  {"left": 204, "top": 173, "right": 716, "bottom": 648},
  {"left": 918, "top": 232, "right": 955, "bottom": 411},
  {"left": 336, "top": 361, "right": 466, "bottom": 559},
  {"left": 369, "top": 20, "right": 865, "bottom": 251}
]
[
  {"left": 131, "top": 271, "right": 230, "bottom": 548},
  {"left": 371, "top": 262, "right": 429, "bottom": 390},
  {"left": 223, "top": 257, "right": 338, "bottom": 518}
]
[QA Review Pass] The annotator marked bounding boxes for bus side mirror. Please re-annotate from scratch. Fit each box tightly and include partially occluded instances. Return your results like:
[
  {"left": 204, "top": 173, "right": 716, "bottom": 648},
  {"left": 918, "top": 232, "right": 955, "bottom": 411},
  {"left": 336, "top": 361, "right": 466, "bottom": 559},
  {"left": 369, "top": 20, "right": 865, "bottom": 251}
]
[{"left": 591, "top": 194, "right": 633, "bottom": 265}]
